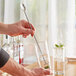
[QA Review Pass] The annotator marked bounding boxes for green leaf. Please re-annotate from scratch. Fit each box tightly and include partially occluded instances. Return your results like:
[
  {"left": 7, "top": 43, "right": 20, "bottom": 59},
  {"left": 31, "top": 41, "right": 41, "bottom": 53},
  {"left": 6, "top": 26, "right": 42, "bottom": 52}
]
[
  {"left": 55, "top": 44, "right": 59, "bottom": 47},
  {"left": 60, "top": 44, "right": 64, "bottom": 47},
  {"left": 44, "top": 66, "right": 49, "bottom": 69}
]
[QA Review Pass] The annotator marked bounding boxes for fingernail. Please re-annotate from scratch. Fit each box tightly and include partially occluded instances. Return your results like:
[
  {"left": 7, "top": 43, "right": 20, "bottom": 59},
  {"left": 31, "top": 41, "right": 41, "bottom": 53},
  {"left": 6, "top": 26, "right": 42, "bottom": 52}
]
[{"left": 23, "top": 35, "right": 27, "bottom": 38}]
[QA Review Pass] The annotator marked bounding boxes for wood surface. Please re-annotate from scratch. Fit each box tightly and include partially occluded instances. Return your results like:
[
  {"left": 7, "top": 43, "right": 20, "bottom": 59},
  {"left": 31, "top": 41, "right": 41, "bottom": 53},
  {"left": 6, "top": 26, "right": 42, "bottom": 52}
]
[
  {"left": 1, "top": 58, "right": 76, "bottom": 76},
  {"left": 26, "top": 60, "right": 76, "bottom": 76}
]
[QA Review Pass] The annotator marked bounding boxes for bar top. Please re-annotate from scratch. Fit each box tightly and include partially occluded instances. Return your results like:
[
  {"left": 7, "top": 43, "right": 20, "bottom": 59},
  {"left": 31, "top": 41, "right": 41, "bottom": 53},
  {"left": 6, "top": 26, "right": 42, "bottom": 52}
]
[{"left": 1, "top": 60, "right": 76, "bottom": 76}]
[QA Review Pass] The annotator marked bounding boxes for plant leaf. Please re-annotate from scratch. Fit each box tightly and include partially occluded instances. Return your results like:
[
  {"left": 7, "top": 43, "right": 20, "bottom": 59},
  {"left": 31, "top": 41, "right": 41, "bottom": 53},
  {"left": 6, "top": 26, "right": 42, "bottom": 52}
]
[{"left": 55, "top": 44, "right": 59, "bottom": 47}]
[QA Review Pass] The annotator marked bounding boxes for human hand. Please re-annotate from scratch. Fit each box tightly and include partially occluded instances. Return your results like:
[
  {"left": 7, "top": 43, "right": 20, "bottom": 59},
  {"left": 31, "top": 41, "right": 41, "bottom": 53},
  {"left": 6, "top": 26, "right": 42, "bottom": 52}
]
[
  {"left": 31, "top": 68, "right": 52, "bottom": 76},
  {"left": 20, "top": 68, "right": 52, "bottom": 76},
  {"left": 6, "top": 20, "right": 35, "bottom": 38}
]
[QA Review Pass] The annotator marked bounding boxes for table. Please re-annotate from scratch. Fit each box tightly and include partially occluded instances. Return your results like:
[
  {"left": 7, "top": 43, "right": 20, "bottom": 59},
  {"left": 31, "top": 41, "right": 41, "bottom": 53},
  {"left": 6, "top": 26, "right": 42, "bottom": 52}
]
[
  {"left": 26, "top": 60, "right": 76, "bottom": 76},
  {"left": 65, "top": 61, "right": 76, "bottom": 76},
  {"left": 1, "top": 60, "right": 76, "bottom": 76}
]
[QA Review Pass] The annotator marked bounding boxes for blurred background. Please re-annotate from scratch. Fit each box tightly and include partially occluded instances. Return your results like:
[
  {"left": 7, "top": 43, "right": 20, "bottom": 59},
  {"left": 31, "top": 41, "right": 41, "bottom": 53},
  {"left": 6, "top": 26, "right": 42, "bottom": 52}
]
[{"left": 0, "top": 0, "right": 76, "bottom": 64}]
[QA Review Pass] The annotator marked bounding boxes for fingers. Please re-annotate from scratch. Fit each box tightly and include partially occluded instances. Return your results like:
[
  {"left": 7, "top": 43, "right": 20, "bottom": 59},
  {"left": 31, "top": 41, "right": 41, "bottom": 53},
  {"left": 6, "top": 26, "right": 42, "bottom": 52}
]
[
  {"left": 22, "top": 34, "right": 29, "bottom": 38},
  {"left": 44, "top": 69, "right": 50, "bottom": 75},
  {"left": 22, "top": 27, "right": 35, "bottom": 37},
  {"left": 28, "top": 23, "right": 35, "bottom": 31},
  {"left": 21, "top": 20, "right": 35, "bottom": 31},
  {"left": 43, "top": 69, "right": 53, "bottom": 75},
  {"left": 32, "top": 68, "right": 53, "bottom": 76},
  {"left": 22, "top": 34, "right": 27, "bottom": 38},
  {"left": 7, "top": 20, "right": 35, "bottom": 37},
  {"left": 32, "top": 68, "right": 44, "bottom": 75}
]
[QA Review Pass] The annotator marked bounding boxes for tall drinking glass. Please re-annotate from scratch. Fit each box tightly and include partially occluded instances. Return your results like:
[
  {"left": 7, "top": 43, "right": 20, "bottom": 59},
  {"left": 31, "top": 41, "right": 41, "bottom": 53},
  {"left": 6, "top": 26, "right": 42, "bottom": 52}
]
[
  {"left": 53, "top": 43, "right": 65, "bottom": 76},
  {"left": 35, "top": 41, "right": 51, "bottom": 70}
]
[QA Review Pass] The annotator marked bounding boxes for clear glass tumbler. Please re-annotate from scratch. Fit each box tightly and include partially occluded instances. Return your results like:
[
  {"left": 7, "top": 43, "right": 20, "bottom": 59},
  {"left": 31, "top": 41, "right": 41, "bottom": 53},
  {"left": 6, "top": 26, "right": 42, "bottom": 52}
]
[
  {"left": 53, "top": 44, "right": 65, "bottom": 76},
  {"left": 35, "top": 41, "right": 51, "bottom": 70}
]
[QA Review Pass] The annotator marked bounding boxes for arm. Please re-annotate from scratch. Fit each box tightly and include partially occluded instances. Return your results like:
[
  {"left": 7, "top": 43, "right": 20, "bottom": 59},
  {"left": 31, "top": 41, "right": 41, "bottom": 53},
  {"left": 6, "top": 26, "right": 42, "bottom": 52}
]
[
  {"left": 0, "top": 49, "right": 51, "bottom": 76},
  {"left": 0, "top": 48, "right": 31, "bottom": 76},
  {"left": 0, "top": 57, "right": 33, "bottom": 76},
  {"left": 0, "top": 21, "right": 34, "bottom": 76},
  {"left": 0, "top": 20, "right": 51, "bottom": 76},
  {"left": 0, "top": 48, "right": 33, "bottom": 76},
  {"left": 0, "top": 20, "right": 35, "bottom": 37}
]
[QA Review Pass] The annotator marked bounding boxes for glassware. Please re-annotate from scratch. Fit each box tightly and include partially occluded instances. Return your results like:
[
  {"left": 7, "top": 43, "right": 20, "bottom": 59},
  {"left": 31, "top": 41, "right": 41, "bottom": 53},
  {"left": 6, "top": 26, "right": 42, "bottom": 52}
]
[
  {"left": 14, "top": 36, "right": 24, "bottom": 64},
  {"left": 53, "top": 43, "right": 65, "bottom": 76},
  {"left": 35, "top": 41, "right": 51, "bottom": 69},
  {"left": 13, "top": 37, "right": 19, "bottom": 63},
  {"left": 19, "top": 42, "right": 24, "bottom": 64},
  {"left": 2, "top": 35, "right": 13, "bottom": 58}
]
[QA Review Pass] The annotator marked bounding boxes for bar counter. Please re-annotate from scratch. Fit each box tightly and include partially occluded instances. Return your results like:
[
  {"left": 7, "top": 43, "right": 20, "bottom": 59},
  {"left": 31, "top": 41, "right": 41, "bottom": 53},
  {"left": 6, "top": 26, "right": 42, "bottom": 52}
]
[{"left": 0, "top": 59, "right": 76, "bottom": 76}]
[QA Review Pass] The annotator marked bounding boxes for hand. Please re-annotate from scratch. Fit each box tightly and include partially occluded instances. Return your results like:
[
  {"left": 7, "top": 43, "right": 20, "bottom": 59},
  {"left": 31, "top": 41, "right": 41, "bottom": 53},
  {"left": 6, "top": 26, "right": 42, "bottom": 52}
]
[
  {"left": 6, "top": 20, "right": 35, "bottom": 38},
  {"left": 19, "top": 68, "right": 52, "bottom": 76},
  {"left": 9, "top": 67, "right": 52, "bottom": 76},
  {"left": 31, "top": 68, "right": 52, "bottom": 76}
]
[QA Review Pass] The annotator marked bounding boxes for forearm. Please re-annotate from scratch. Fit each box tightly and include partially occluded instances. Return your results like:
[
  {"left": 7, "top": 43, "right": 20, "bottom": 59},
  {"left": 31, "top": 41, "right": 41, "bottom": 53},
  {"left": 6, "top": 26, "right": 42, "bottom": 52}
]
[
  {"left": 1, "top": 58, "right": 23, "bottom": 75},
  {"left": 0, "top": 58, "right": 32, "bottom": 76},
  {"left": 0, "top": 22, "right": 8, "bottom": 34},
  {"left": 0, "top": 47, "right": 30, "bottom": 76}
]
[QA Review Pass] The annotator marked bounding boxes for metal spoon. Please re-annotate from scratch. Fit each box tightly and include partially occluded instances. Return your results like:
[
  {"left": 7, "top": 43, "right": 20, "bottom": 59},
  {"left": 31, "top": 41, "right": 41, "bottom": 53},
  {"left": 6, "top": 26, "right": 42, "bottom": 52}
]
[{"left": 22, "top": 3, "right": 47, "bottom": 65}]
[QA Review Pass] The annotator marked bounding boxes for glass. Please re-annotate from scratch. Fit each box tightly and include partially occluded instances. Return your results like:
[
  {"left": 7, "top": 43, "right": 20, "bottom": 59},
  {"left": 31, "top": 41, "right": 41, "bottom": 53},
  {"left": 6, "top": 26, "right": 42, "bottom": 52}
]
[
  {"left": 13, "top": 38, "right": 19, "bottom": 64},
  {"left": 13, "top": 36, "right": 24, "bottom": 64},
  {"left": 2, "top": 36, "right": 13, "bottom": 58},
  {"left": 53, "top": 44, "right": 65, "bottom": 76},
  {"left": 35, "top": 41, "right": 51, "bottom": 69}
]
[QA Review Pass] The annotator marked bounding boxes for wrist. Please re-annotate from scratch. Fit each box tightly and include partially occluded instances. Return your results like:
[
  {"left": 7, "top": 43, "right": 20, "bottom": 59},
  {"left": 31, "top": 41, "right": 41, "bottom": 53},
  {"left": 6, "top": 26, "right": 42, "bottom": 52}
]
[{"left": 0, "top": 23, "right": 8, "bottom": 34}]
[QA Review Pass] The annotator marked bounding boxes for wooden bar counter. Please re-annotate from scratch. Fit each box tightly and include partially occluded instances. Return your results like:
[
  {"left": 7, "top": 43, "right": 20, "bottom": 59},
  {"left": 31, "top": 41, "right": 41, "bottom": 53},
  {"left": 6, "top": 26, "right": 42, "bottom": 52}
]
[
  {"left": 26, "top": 60, "right": 76, "bottom": 76},
  {"left": 65, "top": 61, "right": 76, "bottom": 76},
  {"left": 1, "top": 59, "right": 76, "bottom": 76}
]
